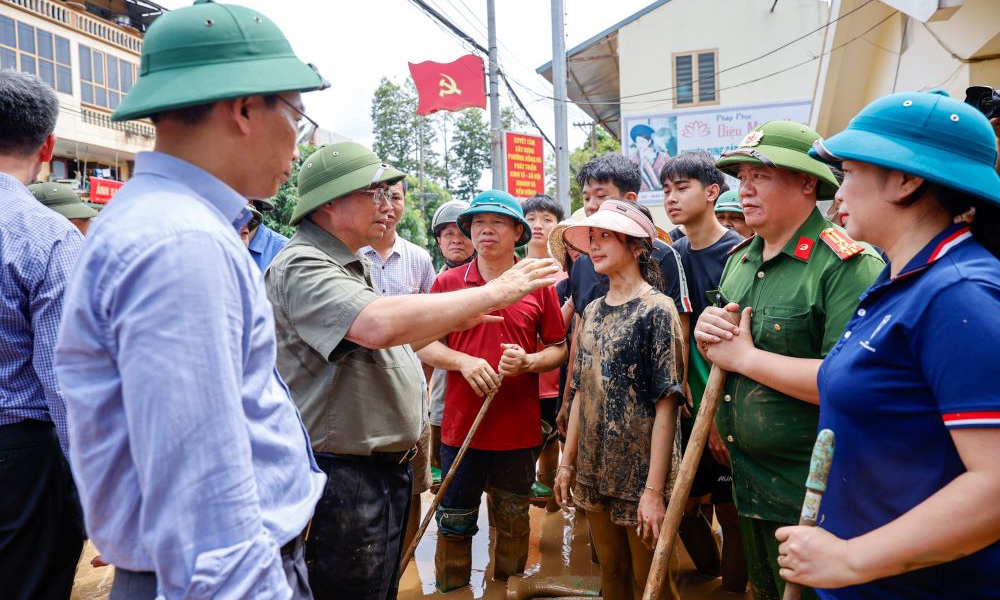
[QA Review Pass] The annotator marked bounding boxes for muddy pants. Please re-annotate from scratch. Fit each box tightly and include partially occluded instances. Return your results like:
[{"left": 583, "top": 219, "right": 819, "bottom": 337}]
[
  {"left": 0, "top": 420, "right": 84, "bottom": 600},
  {"left": 739, "top": 516, "right": 817, "bottom": 600},
  {"left": 438, "top": 445, "right": 535, "bottom": 521},
  {"left": 308, "top": 453, "right": 413, "bottom": 600}
]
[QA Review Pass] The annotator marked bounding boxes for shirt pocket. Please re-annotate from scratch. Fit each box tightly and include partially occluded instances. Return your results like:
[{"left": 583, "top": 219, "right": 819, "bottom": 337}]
[
  {"left": 756, "top": 305, "right": 813, "bottom": 357},
  {"left": 344, "top": 347, "right": 404, "bottom": 369}
]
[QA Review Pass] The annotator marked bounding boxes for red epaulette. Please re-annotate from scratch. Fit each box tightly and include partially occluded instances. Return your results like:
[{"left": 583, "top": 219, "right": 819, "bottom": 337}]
[
  {"left": 726, "top": 235, "right": 755, "bottom": 256},
  {"left": 819, "top": 227, "right": 864, "bottom": 260}
]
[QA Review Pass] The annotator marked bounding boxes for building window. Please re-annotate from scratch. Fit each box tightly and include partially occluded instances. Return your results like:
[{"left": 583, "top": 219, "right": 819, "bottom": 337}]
[
  {"left": 79, "top": 44, "right": 137, "bottom": 110},
  {"left": 0, "top": 16, "right": 72, "bottom": 94},
  {"left": 673, "top": 50, "right": 718, "bottom": 107}
]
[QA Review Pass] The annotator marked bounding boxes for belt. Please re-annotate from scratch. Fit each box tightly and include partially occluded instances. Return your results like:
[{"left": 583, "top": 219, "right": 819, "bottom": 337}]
[{"left": 317, "top": 446, "right": 418, "bottom": 466}]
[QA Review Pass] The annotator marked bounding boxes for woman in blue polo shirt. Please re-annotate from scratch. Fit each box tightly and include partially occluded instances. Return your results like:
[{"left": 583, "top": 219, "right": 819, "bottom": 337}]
[{"left": 774, "top": 90, "right": 1000, "bottom": 599}]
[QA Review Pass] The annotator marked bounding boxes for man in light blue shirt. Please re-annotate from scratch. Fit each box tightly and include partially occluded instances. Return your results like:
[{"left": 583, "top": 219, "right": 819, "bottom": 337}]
[
  {"left": 0, "top": 69, "right": 85, "bottom": 600},
  {"left": 53, "top": 3, "right": 328, "bottom": 598}
]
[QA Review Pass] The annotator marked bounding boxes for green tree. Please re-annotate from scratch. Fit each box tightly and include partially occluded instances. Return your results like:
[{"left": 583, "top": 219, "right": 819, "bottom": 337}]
[
  {"left": 546, "top": 126, "right": 621, "bottom": 213},
  {"left": 371, "top": 77, "right": 419, "bottom": 174},
  {"left": 451, "top": 108, "right": 490, "bottom": 201},
  {"left": 262, "top": 143, "right": 319, "bottom": 237},
  {"left": 500, "top": 106, "right": 529, "bottom": 132}
]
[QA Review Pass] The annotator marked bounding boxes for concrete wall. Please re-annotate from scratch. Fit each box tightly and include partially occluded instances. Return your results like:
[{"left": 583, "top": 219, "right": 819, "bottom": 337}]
[{"left": 813, "top": 0, "right": 1000, "bottom": 137}]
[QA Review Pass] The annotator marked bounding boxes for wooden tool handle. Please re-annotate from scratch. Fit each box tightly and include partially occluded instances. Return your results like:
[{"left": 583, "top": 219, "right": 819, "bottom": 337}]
[
  {"left": 782, "top": 429, "right": 835, "bottom": 600},
  {"left": 642, "top": 364, "right": 728, "bottom": 599},
  {"left": 400, "top": 376, "right": 504, "bottom": 568}
]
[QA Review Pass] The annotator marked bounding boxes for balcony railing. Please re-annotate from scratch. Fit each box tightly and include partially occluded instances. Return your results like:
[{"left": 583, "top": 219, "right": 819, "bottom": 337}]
[
  {"left": 3, "top": 0, "right": 143, "bottom": 54},
  {"left": 82, "top": 108, "right": 155, "bottom": 140}
]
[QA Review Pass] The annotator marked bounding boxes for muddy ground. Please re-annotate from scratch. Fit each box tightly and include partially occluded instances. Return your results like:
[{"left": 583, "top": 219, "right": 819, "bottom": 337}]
[{"left": 73, "top": 492, "right": 748, "bottom": 600}]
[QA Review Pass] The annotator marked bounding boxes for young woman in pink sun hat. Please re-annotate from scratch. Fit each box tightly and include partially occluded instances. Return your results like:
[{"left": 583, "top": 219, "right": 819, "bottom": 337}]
[{"left": 553, "top": 199, "right": 685, "bottom": 600}]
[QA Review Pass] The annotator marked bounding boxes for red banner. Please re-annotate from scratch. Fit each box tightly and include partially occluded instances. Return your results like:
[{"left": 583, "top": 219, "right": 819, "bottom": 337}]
[
  {"left": 89, "top": 177, "right": 124, "bottom": 204},
  {"left": 409, "top": 55, "right": 486, "bottom": 115},
  {"left": 503, "top": 131, "right": 544, "bottom": 198}
]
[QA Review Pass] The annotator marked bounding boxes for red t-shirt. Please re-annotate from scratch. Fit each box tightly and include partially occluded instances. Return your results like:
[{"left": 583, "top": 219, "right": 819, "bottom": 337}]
[
  {"left": 539, "top": 269, "right": 568, "bottom": 400},
  {"left": 431, "top": 258, "right": 566, "bottom": 450}
]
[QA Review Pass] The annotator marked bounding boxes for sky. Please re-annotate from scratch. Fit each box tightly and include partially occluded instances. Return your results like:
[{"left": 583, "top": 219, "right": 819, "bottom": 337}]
[{"left": 156, "top": 0, "right": 657, "bottom": 151}]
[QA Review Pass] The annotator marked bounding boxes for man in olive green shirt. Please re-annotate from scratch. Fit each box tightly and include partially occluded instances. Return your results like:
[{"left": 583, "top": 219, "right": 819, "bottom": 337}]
[
  {"left": 266, "top": 141, "right": 559, "bottom": 600},
  {"left": 694, "top": 121, "right": 884, "bottom": 600}
]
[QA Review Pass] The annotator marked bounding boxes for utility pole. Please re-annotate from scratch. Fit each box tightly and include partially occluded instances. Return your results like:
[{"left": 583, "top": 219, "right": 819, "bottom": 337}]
[
  {"left": 487, "top": 0, "right": 504, "bottom": 190},
  {"left": 551, "top": 0, "right": 570, "bottom": 216},
  {"left": 418, "top": 116, "right": 426, "bottom": 215}
]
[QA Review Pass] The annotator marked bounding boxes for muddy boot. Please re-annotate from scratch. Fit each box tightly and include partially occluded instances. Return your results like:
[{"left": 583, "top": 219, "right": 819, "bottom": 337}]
[
  {"left": 491, "top": 488, "right": 530, "bottom": 581},
  {"left": 434, "top": 506, "right": 479, "bottom": 592},
  {"left": 679, "top": 508, "right": 721, "bottom": 577}
]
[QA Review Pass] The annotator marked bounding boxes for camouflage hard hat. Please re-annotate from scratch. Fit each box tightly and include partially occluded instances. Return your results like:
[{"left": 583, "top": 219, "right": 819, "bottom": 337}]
[
  {"left": 112, "top": 0, "right": 327, "bottom": 122},
  {"left": 292, "top": 142, "right": 405, "bottom": 225},
  {"left": 716, "top": 121, "right": 840, "bottom": 199},
  {"left": 29, "top": 182, "right": 98, "bottom": 219}
]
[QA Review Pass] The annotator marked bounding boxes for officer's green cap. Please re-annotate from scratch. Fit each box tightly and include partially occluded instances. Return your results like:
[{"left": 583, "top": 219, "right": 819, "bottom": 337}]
[
  {"left": 29, "top": 182, "right": 99, "bottom": 219},
  {"left": 292, "top": 142, "right": 405, "bottom": 225},
  {"left": 714, "top": 189, "right": 743, "bottom": 214},
  {"left": 716, "top": 121, "right": 840, "bottom": 200},
  {"left": 112, "top": 0, "right": 327, "bottom": 122}
]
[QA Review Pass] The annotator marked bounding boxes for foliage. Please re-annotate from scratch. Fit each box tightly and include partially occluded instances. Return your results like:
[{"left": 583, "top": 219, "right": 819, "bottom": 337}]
[
  {"left": 262, "top": 144, "right": 319, "bottom": 238},
  {"left": 450, "top": 108, "right": 491, "bottom": 201},
  {"left": 545, "top": 126, "right": 621, "bottom": 213},
  {"left": 371, "top": 78, "right": 420, "bottom": 175}
]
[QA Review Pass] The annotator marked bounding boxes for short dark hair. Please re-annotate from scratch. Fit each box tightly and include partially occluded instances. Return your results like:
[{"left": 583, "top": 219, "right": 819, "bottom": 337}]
[
  {"left": 576, "top": 152, "right": 641, "bottom": 195},
  {"left": 149, "top": 95, "right": 281, "bottom": 126},
  {"left": 659, "top": 151, "right": 729, "bottom": 194},
  {"left": 0, "top": 70, "right": 58, "bottom": 156},
  {"left": 521, "top": 194, "right": 564, "bottom": 221}
]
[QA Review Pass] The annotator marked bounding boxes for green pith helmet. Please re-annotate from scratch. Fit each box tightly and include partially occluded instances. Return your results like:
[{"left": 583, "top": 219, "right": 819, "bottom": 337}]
[
  {"left": 112, "top": 0, "right": 327, "bottom": 122},
  {"left": 432, "top": 200, "right": 471, "bottom": 236},
  {"left": 714, "top": 189, "right": 743, "bottom": 214},
  {"left": 291, "top": 142, "right": 405, "bottom": 225},
  {"left": 28, "top": 182, "right": 99, "bottom": 219},
  {"left": 716, "top": 121, "right": 840, "bottom": 199},
  {"left": 457, "top": 190, "right": 532, "bottom": 247}
]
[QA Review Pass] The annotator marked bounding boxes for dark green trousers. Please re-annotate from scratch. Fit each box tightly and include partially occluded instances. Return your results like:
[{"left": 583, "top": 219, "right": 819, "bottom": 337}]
[{"left": 738, "top": 516, "right": 817, "bottom": 600}]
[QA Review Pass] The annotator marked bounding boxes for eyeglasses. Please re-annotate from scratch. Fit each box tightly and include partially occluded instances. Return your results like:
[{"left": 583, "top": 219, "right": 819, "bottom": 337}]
[
  {"left": 361, "top": 187, "right": 394, "bottom": 206},
  {"left": 275, "top": 95, "right": 320, "bottom": 145}
]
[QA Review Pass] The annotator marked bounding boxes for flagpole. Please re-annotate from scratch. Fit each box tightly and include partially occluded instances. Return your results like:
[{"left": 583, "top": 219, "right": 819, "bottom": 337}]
[
  {"left": 487, "top": 0, "right": 504, "bottom": 191},
  {"left": 551, "top": 0, "right": 570, "bottom": 217},
  {"left": 418, "top": 116, "right": 426, "bottom": 215}
]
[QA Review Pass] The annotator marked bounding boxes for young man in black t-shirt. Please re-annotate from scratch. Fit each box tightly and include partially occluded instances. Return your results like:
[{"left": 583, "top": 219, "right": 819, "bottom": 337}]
[{"left": 661, "top": 151, "right": 748, "bottom": 593}]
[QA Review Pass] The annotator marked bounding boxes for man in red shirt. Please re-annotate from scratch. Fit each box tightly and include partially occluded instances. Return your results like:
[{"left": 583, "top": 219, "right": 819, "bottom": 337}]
[{"left": 423, "top": 190, "right": 567, "bottom": 591}]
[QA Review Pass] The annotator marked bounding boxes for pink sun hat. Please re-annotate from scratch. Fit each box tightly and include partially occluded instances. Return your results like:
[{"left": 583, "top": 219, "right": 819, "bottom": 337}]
[{"left": 562, "top": 199, "right": 657, "bottom": 255}]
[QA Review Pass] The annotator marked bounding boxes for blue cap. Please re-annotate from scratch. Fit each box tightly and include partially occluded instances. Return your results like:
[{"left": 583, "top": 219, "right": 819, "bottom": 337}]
[
  {"left": 457, "top": 190, "right": 532, "bottom": 247},
  {"left": 630, "top": 124, "right": 654, "bottom": 142},
  {"left": 811, "top": 90, "right": 1000, "bottom": 208}
]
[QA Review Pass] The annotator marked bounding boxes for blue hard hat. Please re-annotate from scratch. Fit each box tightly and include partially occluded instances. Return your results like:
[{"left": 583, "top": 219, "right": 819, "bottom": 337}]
[
  {"left": 457, "top": 190, "right": 532, "bottom": 247},
  {"left": 810, "top": 90, "right": 1000, "bottom": 208}
]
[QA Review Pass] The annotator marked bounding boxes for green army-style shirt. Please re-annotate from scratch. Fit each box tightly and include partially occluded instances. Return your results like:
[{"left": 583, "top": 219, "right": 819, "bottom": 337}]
[
  {"left": 265, "top": 219, "right": 424, "bottom": 456},
  {"left": 715, "top": 208, "right": 883, "bottom": 524}
]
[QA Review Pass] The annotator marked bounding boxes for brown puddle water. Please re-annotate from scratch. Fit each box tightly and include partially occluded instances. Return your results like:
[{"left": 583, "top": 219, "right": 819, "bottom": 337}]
[{"left": 72, "top": 490, "right": 748, "bottom": 600}]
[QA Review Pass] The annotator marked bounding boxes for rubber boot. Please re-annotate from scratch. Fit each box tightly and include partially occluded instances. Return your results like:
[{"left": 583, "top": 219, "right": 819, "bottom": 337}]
[
  {"left": 435, "top": 506, "right": 479, "bottom": 592},
  {"left": 491, "top": 488, "right": 531, "bottom": 581},
  {"left": 679, "top": 508, "right": 722, "bottom": 577}
]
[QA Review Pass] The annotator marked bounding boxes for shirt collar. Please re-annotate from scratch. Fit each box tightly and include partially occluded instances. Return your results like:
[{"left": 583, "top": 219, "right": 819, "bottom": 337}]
[
  {"left": 0, "top": 171, "right": 30, "bottom": 196},
  {"left": 133, "top": 151, "right": 250, "bottom": 229},
  {"left": 296, "top": 219, "right": 363, "bottom": 266},
  {"left": 463, "top": 255, "right": 519, "bottom": 285},
  {"left": 740, "top": 207, "right": 829, "bottom": 264},
  {"left": 361, "top": 233, "right": 403, "bottom": 262},
  {"left": 247, "top": 222, "right": 273, "bottom": 253},
  {"left": 889, "top": 222, "right": 973, "bottom": 283}
]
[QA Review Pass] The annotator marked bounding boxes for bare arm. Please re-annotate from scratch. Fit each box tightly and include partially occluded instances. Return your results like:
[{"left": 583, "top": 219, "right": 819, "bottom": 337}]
[
  {"left": 777, "top": 428, "right": 1000, "bottom": 587},
  {"left": 554, "top": 380, "right": 583, "bottom": 509},
  {"left": 346, "top": 259, "right": 559, "bottom": 349},
  {"left": 416, "top": 340, "right": 502, "bottom": 397},
  {"left": 638, "top": 395, "right": 680, "bottom": 549}
]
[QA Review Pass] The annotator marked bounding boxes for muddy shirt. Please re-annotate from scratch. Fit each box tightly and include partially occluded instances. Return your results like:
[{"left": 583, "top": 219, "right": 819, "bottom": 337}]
[
  {"left": 571, "top": 288, "right": 684, "bottom": 502},
  {"left": 716, "top": 208, "right": 883, "bottom": 523}
]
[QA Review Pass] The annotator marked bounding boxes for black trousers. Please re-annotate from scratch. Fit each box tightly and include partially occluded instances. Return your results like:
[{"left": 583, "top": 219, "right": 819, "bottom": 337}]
[
  {"left": 0, "top": 420, "right": 84, "bottom": 600},
  {"left": 308, "top": 453, "right": 413, "bottom": 600}
]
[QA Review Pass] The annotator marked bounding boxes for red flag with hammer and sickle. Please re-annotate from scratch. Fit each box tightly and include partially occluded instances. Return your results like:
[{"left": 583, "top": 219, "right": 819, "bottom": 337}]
[{"left": 408, "top": 55, "right": 486, "bottom": 115}]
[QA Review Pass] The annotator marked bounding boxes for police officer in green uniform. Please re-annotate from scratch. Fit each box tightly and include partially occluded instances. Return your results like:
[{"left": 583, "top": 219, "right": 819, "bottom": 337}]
[{"left": 694, "top": 121, "right": 884, "bottom": 600}]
